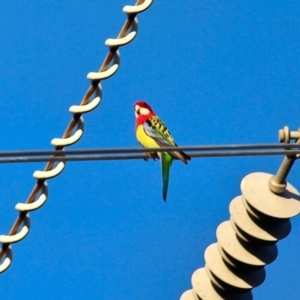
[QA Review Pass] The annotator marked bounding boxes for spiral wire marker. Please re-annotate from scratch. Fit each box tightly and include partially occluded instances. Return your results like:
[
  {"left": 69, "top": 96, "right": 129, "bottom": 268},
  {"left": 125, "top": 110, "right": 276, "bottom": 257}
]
[{"left": 0, "top": 0, "right": 153, "bottom": 274}]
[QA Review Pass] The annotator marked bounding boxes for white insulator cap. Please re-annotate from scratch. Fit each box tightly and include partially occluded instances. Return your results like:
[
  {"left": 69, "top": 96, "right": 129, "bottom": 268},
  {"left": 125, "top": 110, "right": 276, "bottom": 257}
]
[
  {"left": 0, "top": 246, "right": 12, "bottom": 273},
  {"left": 51, "top": 117, "right": 84, "bottom": 147},
  {"left": 242, "top": 172, "right": 300, "bottom": 219},
  {"left": 87, "top": 51, "right": 120, "bottom": 81},
  {"left": 217, "top": 221, "right": 277, "bottom": 267},
  {"left": 105, "top": 19, "right": 138, "bottom": 47},
  {"left": 33, "top": 161, "right": 65, "bottom": 180},
  {"left": 123, "top": 0, "right": 153, "bottom": 14},
  {"left": 0, "top": 215, "right": 30, "bottom": 244},
  {"left": 70, "top": 84, "right": 102, "bottom": 114},
  {"left": 15, "top": 183, "right": 48, "bottom": 212},
  {"left": 205, "top": 244, "right": 265, "bottom": 290}
]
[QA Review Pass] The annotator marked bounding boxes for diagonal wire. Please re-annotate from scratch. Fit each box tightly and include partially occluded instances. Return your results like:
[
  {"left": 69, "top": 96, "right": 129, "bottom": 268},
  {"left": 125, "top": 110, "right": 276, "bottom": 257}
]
[{"left": 0, "top": 0, "right": 148, "bottom": 265}]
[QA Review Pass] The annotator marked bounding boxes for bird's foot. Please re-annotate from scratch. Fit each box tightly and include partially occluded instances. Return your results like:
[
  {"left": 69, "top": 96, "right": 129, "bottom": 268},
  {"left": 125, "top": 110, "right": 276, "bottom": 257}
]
[{"left": 144, "top": 152, "right": 158, "bottom": 161}]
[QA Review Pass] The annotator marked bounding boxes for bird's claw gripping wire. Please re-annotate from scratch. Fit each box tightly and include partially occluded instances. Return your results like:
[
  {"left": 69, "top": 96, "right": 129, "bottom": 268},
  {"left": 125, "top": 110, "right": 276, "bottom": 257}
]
[{"left": 144, "top": 152, "right": 158, "bottom": 161}]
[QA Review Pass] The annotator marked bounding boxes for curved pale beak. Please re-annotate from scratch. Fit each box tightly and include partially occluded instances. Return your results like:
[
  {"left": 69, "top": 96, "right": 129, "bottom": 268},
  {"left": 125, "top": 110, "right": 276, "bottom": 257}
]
[{"left": 135, "top": 106, "right": 140, "bottom": 118}]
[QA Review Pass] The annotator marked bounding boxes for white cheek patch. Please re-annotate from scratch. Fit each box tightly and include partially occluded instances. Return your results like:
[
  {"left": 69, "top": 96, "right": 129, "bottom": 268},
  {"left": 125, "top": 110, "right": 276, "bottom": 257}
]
[
  {"left": 135, "top": 111, "right": 139, "bottom": 118},
  {"left": 139, "top": 107, "right": 150, "bottom": 115}
]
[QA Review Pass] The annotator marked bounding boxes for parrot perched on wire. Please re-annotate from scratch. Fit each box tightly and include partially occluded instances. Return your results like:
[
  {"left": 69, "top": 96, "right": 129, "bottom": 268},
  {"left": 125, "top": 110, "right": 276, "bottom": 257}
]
[{"left": 134, "top": 101, "right": 191, "bottom": 201}]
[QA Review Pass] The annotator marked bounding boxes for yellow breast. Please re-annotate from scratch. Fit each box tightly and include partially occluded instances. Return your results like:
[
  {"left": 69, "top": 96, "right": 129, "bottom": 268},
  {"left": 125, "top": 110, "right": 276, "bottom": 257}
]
[{"left": 136, "top": 125, "right": 160, "bottom": 148}]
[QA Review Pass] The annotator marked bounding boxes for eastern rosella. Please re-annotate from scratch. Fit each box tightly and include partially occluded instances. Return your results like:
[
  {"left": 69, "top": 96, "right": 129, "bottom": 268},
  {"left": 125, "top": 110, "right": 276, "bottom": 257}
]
[{"left": 134, "top": 101, "right": 191, "bottom": 201}]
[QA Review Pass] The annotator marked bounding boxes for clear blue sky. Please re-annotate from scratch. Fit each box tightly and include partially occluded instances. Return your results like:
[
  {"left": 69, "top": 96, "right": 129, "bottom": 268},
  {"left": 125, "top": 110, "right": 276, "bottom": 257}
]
[{"left": 1, "top": 1, "right": 300, "bottom": 299}]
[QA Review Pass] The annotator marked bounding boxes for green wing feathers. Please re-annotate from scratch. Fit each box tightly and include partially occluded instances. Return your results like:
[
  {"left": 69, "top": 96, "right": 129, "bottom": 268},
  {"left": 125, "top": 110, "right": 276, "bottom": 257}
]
[
  {"left": 162, "top": 152, "right": 173, "bottom": 201},
  {"left": 147, "top": 116, "right": 191, "bottom": 164}
]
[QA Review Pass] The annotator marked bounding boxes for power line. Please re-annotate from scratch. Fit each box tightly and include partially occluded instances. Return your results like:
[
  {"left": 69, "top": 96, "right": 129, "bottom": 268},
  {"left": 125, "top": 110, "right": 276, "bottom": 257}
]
[
  {"left": 1, "top": 143, "right": 300, "bottom": 156},
  {"left": 0, "top": 144, "right": 299, "bottom": 163}
]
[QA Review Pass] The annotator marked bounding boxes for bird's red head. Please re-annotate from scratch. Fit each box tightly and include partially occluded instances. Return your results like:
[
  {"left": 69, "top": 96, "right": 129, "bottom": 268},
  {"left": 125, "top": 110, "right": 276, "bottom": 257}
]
[
  {"left": 134, "top": 101, "right": 155, "bottom": 118},
  {"left": 134, "top": 101, "right": 156, "bottom": 127}
]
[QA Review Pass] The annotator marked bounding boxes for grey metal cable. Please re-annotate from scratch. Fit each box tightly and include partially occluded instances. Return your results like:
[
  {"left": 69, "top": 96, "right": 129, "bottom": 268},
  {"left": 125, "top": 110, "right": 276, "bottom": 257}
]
[
  {"left": 1, "top": 148, "right": 300, "bottom": 163},
  {"left": 0, "top": 143, "right": 299, "bottom": 158}
]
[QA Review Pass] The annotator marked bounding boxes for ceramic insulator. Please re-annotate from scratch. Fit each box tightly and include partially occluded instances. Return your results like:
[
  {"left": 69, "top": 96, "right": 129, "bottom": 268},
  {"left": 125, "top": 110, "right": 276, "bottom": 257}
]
[{"left": 181, "top": 172, "right": 300, "bottom": 299}]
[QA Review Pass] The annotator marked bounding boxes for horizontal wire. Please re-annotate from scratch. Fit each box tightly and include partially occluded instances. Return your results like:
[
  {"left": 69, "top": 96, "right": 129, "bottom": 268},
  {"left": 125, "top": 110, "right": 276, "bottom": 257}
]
[
  {"left": 0, "top": 143, "right": 299, "bottom": 158},
  {"left": 1, "top": 149, "right": 300, "bottom": 163}
]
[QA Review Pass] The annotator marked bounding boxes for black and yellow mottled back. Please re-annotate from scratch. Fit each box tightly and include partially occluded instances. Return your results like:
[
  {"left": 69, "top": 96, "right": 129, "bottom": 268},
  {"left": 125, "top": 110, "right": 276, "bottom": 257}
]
[
  {"left": 145, "top": 115, "right": 177, "bottom": 147},
  {"left": 143, "top": 115, "right": 191, "bottom": 164}
]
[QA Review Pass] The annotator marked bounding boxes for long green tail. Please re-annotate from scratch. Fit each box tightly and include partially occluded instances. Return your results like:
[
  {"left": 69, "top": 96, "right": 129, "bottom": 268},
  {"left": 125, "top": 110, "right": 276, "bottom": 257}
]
[{"left": 161, "top": 152, "right": 173, "bottom": 201}]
